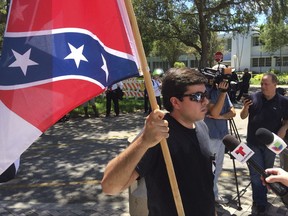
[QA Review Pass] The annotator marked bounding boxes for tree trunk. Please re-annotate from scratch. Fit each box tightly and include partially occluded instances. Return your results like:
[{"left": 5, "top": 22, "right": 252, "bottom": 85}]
[{"left": 195, "top": 0, "right": 210, "bottom": 68}]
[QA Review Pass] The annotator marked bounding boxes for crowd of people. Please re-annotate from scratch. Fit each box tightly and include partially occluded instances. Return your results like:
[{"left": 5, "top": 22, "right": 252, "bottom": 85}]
[
  {"left": 76, "top": 66, "right": 253, "bottom": 120},
  {"left": 3, "top": 66, "right": 287, "bottom": 215},
  {"left": 102, "top": 67, "right": 288, "bottom": 216}
]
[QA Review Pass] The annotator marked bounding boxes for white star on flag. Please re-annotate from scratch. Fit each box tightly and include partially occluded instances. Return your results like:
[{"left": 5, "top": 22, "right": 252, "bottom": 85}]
[
  {"left": 64, "top": 43, "right": 88, "bottom": 68},
  {"left": 101, "top": 54, "right": 109, "bottom": 82},
  {"left": 9, "top": 49, "right": 38, "bottom": 76}
]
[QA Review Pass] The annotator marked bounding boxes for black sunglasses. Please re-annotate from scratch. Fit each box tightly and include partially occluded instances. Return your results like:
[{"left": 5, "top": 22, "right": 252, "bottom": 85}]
[{"left": 181, "top": 90, "right": 208, "bottom": 102}]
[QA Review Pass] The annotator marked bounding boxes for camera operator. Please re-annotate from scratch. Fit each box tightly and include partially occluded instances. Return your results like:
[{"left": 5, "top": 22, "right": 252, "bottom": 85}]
[
  {"left": 204, "top": 79, "right": 236, "bottom": 204},
  {"left": 229, "top": 69, "right": 239, "bottom": 103},
  {"left": 236, "top": 68, "right": 251, "bottom": 101}
]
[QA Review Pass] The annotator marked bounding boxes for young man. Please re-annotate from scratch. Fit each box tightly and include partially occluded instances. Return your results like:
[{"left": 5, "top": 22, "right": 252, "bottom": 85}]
[
  {"left": 240, "top": 72, "right": 288, "bottom": 214},
  {"left": 101, "top": 68, "right": 216, "bottom": 215}
]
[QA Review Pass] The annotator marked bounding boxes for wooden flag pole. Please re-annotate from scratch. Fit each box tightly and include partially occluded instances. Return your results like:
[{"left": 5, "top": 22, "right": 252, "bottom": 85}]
[{"left": 124, "top": 1, "right": 185, "bottom": 215}]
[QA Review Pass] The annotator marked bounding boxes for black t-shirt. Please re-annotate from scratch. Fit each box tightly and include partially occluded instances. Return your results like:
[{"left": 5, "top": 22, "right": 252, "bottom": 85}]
[
  {"left": 247, "top": 92, "right": 288, "bottom": 145},
  {"left": 0, "top": 163, "right": 16, "bottom": 183},
  {"left": 136, "top": 114, "right": 215, "bottom": 216},
  {"left": 242, "top": 72, "right": 251, "bottom": 84}
]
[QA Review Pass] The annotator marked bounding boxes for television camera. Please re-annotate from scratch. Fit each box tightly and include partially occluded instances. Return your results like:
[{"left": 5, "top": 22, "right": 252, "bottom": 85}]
[
  {"left": 200, "top": 66, "right": 232, "bottom": 87},
  {"left": 200, "top": 65, "right": 239, "bottom": 101}
]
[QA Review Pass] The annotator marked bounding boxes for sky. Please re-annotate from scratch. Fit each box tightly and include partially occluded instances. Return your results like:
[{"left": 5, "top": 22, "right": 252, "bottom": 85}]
[{"left": 257, "top": 14, "right": 266, "bottom": 25}]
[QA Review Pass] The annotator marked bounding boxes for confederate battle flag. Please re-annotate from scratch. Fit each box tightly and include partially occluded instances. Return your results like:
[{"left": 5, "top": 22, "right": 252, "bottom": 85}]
[{"left": 0, "top": 0, "right": 141, "bottom": 174}]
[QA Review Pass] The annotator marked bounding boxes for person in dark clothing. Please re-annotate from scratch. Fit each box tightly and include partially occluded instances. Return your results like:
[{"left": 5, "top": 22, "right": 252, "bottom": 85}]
[
  {"left": 106, "top": 82, "right": 123, "bottom": 117},
  {"left": 237, "top": 68, "right": 251, "bottom": 101},
  {"left": 277, "top": 87, "right": 287, "bottom": 96},
  {"left": 143, "top": 87, "right": 150, "bottom": 114},
  {"left": 240, "top": 73, "right": 288, "bottom": 214},
  {"left": 101, "top": 68, "right": 216, "bottom": 215},
  {"left": 0, "top": 158, "right": 20, "bottom": 183},
  {"left": 229, "top": 70, "right": 239, "bottom": 103}
]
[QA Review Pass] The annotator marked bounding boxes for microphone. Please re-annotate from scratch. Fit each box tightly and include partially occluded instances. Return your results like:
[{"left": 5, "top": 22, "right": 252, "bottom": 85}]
[
  {"left": 222, "top": 135, "right": 288, "bottom": 198},
  {"left": 255, "top": 128, "right": 287, "bottom": 155}
]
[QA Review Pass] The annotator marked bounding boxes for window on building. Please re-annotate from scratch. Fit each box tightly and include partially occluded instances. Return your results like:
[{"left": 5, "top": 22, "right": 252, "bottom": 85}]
[
  {"left": 182, "top": 61, "right": 188, "bottom": 67},
  {"left": 252, "top": 58, "right": 259, "bottom": 67},
  {"left": 283, "top": 57, "right": 288, "bottom": 66},
  {"left": 190, "top": 60, "right": 199, "bottom": 68},
  {"left": 152, "top": 61, "right": 169, "bottom": 71},
  {"left": 251, "top": 57, "right": 271, "bottom": 67},
  {"left": 275, "top": 57, "right": 281, "bottom": 66},
  {"left": 259, "top": 58, "right": 265, "bottom": 67},
  {"left": 265, "top": 58, "right": 271, "bottom": 66},
  {"left": 252, "top": 37, "right": 260, "bottom": 46},
  {"left": 226, "top": 38, "right": 232, "bottom": 51}
]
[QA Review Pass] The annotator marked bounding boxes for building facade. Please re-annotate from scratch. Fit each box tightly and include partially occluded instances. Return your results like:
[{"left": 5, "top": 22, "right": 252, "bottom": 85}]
[
  {"left": 148, "top": 29, "right": 288, "bottom": 73},
  {"left": 219, "top": 29, "right": 288, "bottom": 73}
]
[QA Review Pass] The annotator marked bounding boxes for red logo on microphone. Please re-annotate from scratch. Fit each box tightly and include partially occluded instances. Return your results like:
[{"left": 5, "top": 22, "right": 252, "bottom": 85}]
[
  {"left": 231, "top": 143, "right": 254, "bottom": 163},
  {"left": 235, "top": 146, "right": 246, "bottom": 156}
]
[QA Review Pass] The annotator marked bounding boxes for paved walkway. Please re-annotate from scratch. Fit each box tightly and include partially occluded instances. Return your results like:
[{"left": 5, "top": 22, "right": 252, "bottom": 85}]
[{"left": 1, "top": 92, "right": 288, "bottom": 215}]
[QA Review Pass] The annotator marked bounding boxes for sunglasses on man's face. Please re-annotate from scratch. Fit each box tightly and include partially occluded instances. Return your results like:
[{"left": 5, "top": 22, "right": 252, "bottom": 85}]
[{"left": 181, "top": 91, "right": 208, "bottom": 102}]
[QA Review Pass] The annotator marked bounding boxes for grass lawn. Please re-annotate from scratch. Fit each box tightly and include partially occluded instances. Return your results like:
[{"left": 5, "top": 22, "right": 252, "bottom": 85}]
[{"left": 69, "top": 96, "right": 145, "bottom": 117}]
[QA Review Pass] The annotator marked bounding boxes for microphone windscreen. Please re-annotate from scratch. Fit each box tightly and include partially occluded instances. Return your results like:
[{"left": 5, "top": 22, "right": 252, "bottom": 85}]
[
  {"left": 255, "top": 128, "right": 274, "bottom": 145},
  {"left": 222, "top": 134, "right": 240, "bottom": 151}
]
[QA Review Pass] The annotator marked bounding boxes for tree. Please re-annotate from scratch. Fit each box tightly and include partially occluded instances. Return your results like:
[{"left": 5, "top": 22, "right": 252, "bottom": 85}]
[
  {"left": 258, "top": 0, "right": 288, "bottom": 24},
  {"left": 0, "top": 0, "right": 9, "bottom": 52},
  {"left": 260, "top": 20, "right": 288, "bottom": 52},
  {"left": 258, "top": 0, "right": 288, "bottom": 53},
  {"left": 150, "top": 39, "right": 190, "bottom": 67},
  {"left": 132, "top": 0, "right": 268, "bottom": 68}
]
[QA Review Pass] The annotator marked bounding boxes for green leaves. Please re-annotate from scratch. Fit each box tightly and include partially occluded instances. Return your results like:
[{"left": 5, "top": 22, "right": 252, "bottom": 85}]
[{"left": 132, "top": 0, "right": 266, "bottom": 68}]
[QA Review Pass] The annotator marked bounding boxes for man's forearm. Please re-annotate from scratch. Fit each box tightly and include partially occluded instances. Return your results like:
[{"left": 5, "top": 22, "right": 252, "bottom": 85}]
[
  {"left": 209, "top": 93, "right": 226, "bottom": 117},
  {"left": 101, "top": 134, "right": 148, "bottom": 195},
  {"left": 221, "top": 110, "right": 236, "bottom": 120},
  {"left": 240, "top": 108, "right": 249, "bottom": 119},
  {"left": 278, "top": 120, "right": 288, "bottom": 139},
  {"left": 283, "top": 120, "right": 288, "bottom": 130}
]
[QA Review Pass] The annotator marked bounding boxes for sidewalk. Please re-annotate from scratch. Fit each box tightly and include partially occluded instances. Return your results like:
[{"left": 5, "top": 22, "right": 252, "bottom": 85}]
[{"left": 0, "top": 108, "right": 288, "bottom": 215}]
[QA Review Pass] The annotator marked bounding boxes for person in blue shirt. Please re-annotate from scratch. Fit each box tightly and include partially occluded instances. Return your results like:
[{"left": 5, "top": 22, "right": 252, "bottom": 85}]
[{"left": 204, "top": 80, "right": 236, "bottom": 205}]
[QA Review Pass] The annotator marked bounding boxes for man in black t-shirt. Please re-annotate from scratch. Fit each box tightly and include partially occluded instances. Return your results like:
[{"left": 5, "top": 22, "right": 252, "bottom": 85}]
[
  {"left": 102, "top": 68, "right": 216, "bottom": 215},
  {"left": 0, "top": 158, "right": 20, "bottom": 183}
]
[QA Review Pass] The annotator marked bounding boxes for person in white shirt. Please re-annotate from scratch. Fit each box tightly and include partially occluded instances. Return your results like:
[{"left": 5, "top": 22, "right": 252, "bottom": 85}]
[{"left": 150, "top": 69, "right": 163, "bottom": 112}]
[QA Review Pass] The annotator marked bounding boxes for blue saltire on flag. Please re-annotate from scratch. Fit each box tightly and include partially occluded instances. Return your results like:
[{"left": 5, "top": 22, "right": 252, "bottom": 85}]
[{"left": 0, "top": 0, "right": 141, "bottom": 174}]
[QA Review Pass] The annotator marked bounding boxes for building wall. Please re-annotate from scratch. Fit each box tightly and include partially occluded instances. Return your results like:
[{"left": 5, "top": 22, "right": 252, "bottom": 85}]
[
  {"left": 147, "top": 29, "right": 288, "bottom": 73},
  {"left": 223, "top": 30, "right": 288, "bottom": 73}
]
